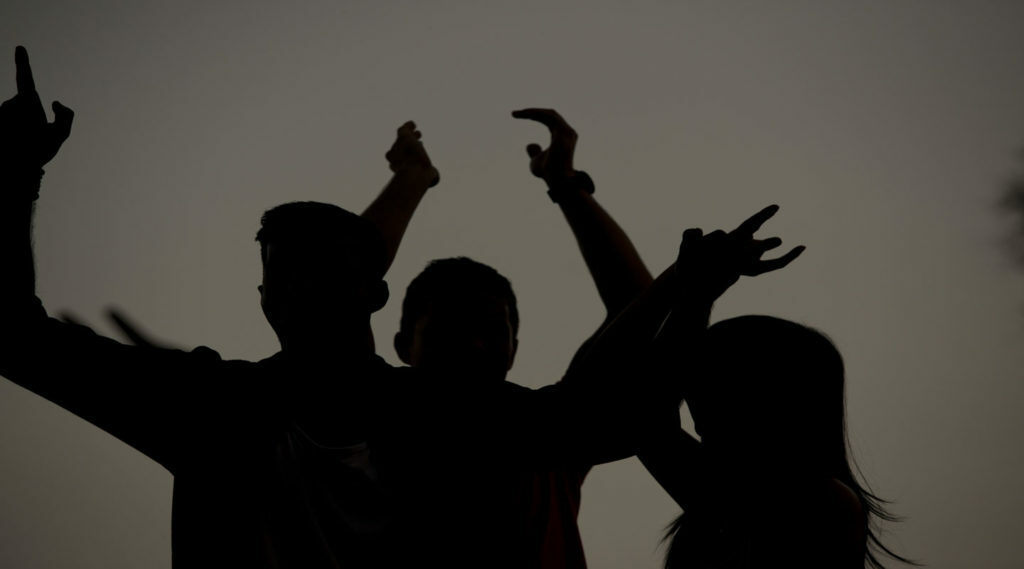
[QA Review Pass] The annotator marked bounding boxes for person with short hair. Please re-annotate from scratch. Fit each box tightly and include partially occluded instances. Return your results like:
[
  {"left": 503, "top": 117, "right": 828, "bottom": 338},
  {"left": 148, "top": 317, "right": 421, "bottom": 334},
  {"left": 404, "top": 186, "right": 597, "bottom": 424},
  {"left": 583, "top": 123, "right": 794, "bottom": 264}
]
[{"left": 0, "top": 46, "right": 434, "bottom": 568}]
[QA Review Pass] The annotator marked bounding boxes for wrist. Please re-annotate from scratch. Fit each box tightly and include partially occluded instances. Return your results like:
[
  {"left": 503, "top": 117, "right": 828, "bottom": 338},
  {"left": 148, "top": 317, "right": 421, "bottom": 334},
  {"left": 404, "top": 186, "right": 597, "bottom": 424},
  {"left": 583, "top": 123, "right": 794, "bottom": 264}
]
[
  {"left": 2, "top": 167, "right": 43, "bottom": 201},
  {"left": 393, "top": 165, "right": 439, "bottom": 189},
  {"left": 545, "top": 170, "right": 594, "bottom": 204}
]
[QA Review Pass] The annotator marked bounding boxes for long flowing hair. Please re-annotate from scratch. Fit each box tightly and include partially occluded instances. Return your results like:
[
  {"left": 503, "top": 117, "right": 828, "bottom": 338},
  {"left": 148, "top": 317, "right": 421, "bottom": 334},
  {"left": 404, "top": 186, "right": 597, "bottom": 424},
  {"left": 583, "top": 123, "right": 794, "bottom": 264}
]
[{"left": 664, "top": 315, "right": 914, "bottom": 568}]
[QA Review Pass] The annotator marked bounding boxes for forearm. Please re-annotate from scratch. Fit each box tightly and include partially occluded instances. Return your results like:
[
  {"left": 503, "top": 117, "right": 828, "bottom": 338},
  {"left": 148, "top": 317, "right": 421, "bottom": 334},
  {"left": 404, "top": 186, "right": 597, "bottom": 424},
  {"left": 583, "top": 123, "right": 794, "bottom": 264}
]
[
  {"left": 0, "top": 173, "right": 41, "bottom": 316},
  {"left": 361, "top": 170, "right": 434, "bottom": 274},
  {"left": 638, "top": 426, "right": 702, "bottom": 511},
  {"left": 569, "top": 262, "right": 674, "bottom": 373},
  {"left": 552, "top": 176, "right": 653, "bottom": 316},
  {"left": 528, "top": 272, "right": 713, "bottom": 466}
]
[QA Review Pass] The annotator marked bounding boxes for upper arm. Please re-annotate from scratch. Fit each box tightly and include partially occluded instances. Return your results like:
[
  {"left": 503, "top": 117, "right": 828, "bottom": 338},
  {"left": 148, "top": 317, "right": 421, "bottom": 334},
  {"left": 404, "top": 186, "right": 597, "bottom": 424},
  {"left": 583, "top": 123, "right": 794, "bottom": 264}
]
[
  {"left": 637, "top": 424, "right": 701, "bottom": 511},
  {"left": 0, "top": 309, "right": 237, "bottom": 471}
]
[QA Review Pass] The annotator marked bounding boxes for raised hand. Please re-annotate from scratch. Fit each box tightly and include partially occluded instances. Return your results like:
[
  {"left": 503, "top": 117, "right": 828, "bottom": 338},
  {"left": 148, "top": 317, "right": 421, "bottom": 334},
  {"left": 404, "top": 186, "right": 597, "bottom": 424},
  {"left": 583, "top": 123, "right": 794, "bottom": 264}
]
[
  {"left": 511, "top": 108, "right": 577, "bottom": 183},
  {"left": 675, "top": 205, "right": 805, "bottom": 302},
  {"left": 0, "top": 46, "right": 73, "bottom": 182},
  {"left": 384, "top": 120, "right": 439, "bottom": 188}
]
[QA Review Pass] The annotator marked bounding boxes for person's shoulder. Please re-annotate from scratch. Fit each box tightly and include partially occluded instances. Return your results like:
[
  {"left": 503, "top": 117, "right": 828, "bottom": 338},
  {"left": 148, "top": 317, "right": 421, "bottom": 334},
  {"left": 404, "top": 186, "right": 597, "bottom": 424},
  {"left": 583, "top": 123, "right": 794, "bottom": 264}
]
[
  {"left": 805, "top": 478, "right": 867, "bottom": 566},
  {"left": 188, "top": 345, "right": 259, "bottom": 373},
  {"left": 190, "top": 344, "right": 225, "bottom": 361},
  {"left": 823, "top": 478, "right": 863, "bottom": 514}
]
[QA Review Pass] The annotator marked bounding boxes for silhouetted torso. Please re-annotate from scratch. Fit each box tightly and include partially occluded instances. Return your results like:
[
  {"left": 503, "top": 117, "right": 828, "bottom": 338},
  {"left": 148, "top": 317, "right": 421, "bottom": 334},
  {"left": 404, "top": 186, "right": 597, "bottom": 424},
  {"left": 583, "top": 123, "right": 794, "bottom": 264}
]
[
  {"left": 368, "top": 367, "right": 597, "bottom": 569},
  {"left": 167, "top": 353, "right": 397, "bottom": 568},
  {"left": 0, "top": 306, "right": 399, "bottom": 568},
  {"left": 0, "top": 306, "right": 634, "bottom": 568}
]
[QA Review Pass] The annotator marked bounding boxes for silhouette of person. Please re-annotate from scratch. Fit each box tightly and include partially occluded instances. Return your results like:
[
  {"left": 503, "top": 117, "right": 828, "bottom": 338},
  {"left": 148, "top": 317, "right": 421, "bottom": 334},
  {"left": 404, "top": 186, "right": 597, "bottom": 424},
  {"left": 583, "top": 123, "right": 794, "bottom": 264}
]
[
  {"left": 636, "top": 256, "right": 911, "bottom": 566},
  {"left": 356, "top": 107, "right": 656, "bottom": 568},
  {"left": 0, "top": 46, "right": 429, "bottom": 568}
]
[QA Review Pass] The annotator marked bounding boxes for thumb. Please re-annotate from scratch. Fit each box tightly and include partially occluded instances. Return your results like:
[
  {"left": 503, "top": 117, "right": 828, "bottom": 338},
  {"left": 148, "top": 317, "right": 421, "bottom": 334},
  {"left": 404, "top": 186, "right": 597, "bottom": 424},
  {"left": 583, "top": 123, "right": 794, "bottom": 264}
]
[
  {"left": 51, "top": 100, "right": 73, "bottom": 142},
  {"left": 526, "top": 143, "right": 542, "bottom": 158},
  {"left": 39, "top": 101, "right": 73, "bottom": 165}
]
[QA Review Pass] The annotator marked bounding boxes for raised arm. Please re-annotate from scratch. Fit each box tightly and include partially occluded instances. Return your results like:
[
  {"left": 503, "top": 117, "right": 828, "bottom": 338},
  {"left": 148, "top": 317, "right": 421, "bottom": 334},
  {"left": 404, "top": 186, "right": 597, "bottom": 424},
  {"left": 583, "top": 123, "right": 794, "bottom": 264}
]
[
  {"left": 483, "top": 206, "right": 803, "bottom": 467},
  {"left": 0, "top": 47, "right": 245, "bottom": 472},
  {"left": 513, "top": 108, "right": 653, "bottom": 321},
  {"left": 361, "top": 121, "right": 439, "bottom": 274},
  {"left": 0, "top": 46, "right": 73, "bottom": 308},
  {"left": 637, "top": 206, "right": 805, "bottom": 508}
]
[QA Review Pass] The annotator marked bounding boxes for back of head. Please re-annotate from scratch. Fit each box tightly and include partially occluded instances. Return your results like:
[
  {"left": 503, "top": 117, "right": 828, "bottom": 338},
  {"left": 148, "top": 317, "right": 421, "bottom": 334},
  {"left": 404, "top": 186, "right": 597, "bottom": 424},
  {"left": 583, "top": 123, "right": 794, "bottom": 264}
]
[
  {"left": 399, "top": 257, "right": 519, "bottom": 335},
  {"left": 695, "top": 315, "right": 846, "bottom": 472},
  {"left": 255, "top": 202, "right": 389, "bottom": 349},
  {"left": 679, "top": 315, "right": 911, "bottom": 569},
  {"left": 256, "top": 201, "right": 387, "bottom": 281},
  {"left": 396, "top": 257, "right": 519, "bottom": 380}
]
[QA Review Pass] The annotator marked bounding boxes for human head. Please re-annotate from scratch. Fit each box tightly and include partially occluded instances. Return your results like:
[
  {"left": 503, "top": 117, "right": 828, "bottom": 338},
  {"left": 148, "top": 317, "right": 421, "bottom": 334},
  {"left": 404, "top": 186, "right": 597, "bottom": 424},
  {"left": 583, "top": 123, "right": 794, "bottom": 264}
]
[
  {"left": 686, "top": 315, "right": 847, "bottom": 477},
  {"left": 394, "top": 257, "right": 519, "bottom": 381},
  {"left": 255, "top": 201, "right": 389, "bottom": 350},
  {"left": 677, "top": 314, "right": 911, "bottom": 569}
]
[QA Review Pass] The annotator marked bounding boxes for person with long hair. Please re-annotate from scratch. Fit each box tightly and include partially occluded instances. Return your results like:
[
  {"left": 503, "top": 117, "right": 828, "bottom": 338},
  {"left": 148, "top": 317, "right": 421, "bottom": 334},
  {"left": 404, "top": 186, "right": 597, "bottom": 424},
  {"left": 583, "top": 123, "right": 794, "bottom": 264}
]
[{"left": 640, "top": 311, "right": 912, "bottom": 568}]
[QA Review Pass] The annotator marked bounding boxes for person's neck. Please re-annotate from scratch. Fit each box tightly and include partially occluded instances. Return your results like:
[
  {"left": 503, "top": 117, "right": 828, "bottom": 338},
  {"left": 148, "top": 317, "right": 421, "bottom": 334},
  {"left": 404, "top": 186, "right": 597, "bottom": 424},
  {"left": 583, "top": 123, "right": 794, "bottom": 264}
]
[
  {"left": 279, "top": 324, "right": 376, "bottom": 365},
  {"left": 420, "top": 362, "right": 507, "bottom": 384}
]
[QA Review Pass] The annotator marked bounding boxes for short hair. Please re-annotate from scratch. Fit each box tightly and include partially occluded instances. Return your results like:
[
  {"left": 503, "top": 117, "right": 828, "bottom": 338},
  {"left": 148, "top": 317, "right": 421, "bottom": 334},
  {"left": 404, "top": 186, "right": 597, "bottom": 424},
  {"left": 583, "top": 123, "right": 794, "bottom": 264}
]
[
  {"left": 255, "top": 201, "right": 387, "bottom": 280},
  {"left": 399, "top": 257, "right": 519, "bottom": 337}
]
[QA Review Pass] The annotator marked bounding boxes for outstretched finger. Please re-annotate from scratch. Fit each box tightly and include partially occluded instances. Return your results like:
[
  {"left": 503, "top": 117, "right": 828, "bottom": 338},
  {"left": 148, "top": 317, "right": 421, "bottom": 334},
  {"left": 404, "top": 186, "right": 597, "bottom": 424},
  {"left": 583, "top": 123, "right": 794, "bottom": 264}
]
[
  {"left": 746, "top": 245, "right": 805, "bottom": 276},
  {"left": 108, "top": 309, "right": 160, "bottom": 348},
  {"left": 753, "top": 236, "right": 783, "bottom": 252},
  {"left": 15, "top": 46, "right": 36, "bottom": 95},
  {"left": 512, "top": 108, "right": 568, "bottom": 131},
  {"left": 733, "top": 204, "right": 780, "bottom": 236}
]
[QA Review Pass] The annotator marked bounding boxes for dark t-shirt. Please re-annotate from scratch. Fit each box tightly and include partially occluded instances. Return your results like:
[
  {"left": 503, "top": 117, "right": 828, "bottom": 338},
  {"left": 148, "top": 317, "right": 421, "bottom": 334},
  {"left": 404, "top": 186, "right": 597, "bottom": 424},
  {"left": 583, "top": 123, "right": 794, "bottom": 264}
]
[
  {"left": 368, "top": 367, "right": 598, "bottom": 569},
  {"left": 523, "top": 467, "right": 589, "bottom": 569}
]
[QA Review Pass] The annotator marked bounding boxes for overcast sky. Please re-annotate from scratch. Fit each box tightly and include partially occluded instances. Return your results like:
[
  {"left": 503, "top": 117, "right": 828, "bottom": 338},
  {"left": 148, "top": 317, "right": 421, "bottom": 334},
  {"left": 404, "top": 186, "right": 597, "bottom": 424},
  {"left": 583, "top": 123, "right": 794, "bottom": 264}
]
[{"left": 2, "top": 2, "right": 1024, "bottom": 568}]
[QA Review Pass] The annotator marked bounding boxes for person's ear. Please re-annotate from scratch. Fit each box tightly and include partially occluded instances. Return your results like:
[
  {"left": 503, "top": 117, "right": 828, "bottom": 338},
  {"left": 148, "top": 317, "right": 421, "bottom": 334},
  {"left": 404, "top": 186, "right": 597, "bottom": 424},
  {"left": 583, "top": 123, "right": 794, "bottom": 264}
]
[
  {"left": 507, "top": 338, "right": 519, "bottom": 371},
  {"left": 394, "top": 330, "right": 412, "bottom": 365},
  {"left": 368, "top": 280, "right": 389, "bottom": 313},
  {"left": 258, "top": 284, "right": 274, "bottom": 332}
]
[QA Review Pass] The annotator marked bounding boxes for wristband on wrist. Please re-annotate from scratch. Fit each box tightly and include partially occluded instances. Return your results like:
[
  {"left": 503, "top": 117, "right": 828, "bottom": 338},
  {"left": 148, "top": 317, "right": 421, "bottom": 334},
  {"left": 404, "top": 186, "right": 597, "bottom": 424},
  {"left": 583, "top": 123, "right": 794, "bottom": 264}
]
[{"left": 546, "top": 170, "right": 595, "bottom": 204}]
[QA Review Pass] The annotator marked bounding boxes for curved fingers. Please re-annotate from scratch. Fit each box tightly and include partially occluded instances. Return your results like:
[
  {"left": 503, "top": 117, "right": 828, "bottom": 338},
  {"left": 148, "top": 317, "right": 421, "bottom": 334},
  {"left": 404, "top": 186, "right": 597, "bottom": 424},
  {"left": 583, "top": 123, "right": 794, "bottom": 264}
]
[
  {"left": 744, "top": 245, "right": 805, "bottom": 276},
  {"left": 511, "top": 108, "right": 569, "bottom": 131}
]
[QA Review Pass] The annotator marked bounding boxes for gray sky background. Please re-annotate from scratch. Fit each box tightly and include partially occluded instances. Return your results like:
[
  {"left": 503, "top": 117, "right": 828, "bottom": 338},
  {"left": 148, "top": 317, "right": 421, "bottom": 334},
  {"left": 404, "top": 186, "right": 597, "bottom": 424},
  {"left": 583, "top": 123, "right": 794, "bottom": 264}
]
[{"left": 2, "top": 1, "right": 1024, "bottom": 567}]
